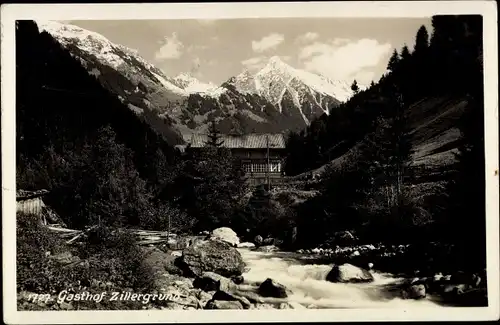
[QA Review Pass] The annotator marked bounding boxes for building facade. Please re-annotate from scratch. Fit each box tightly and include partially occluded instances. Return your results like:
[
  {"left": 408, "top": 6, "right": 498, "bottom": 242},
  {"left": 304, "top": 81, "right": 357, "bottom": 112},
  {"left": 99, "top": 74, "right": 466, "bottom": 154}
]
[{"left": 185, "top": 133, "right": 286, "bottom": 186}]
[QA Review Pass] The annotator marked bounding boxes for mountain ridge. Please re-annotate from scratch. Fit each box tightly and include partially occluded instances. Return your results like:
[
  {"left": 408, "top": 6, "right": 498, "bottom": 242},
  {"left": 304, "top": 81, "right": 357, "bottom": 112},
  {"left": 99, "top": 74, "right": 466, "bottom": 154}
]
[{"left": 36, "top": 20, "right": 351, "bottom": 139}]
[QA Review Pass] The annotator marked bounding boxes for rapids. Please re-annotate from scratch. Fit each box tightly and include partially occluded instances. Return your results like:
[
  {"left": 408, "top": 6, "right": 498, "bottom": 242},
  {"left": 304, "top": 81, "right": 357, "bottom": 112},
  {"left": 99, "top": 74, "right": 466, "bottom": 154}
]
[{"left": 239, "top": 248, "right": 443, "bottom": 309}]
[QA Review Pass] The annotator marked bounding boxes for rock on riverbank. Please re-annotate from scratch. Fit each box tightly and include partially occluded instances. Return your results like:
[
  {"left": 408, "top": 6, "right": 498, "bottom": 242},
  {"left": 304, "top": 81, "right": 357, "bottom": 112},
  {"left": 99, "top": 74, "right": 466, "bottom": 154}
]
[{"left": 179, "top": 239, "right": 245, "bottom": 278}]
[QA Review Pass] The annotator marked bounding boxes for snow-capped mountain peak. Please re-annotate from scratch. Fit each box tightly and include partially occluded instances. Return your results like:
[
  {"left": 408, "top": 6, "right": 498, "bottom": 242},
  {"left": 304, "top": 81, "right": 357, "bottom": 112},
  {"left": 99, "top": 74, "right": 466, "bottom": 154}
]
[
  {"left": 36, "top": 20, "right": 189, "bottom": 97},
  {"left": 227, "top": 56, "right": 353, "bottom": 124},
  {"left": 36, "top": 20, "right": 127, "bottom": 70}
]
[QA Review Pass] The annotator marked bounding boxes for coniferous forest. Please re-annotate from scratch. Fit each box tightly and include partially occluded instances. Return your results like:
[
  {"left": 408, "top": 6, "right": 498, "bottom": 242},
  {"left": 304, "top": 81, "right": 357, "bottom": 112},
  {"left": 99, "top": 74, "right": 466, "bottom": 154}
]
[
  {"left": 14, "top": 15, "right": 490, "bottom": 312},
  {"left": 285, "top": 15, "right": 485, "bottom": 257}
]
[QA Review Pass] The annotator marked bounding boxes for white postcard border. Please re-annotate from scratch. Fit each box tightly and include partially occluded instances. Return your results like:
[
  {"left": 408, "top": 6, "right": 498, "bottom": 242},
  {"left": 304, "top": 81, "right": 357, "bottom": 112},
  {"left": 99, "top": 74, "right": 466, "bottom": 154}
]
[{"left": 1, "top": 1, "right": 498, "bottom": 323}]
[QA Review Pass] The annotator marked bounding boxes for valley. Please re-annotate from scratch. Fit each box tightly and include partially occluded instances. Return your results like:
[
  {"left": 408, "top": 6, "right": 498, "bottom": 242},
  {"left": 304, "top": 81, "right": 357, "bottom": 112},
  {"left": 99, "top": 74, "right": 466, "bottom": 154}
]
[{"left": 14, "top": 15, "right": 488, "bottom": 312}]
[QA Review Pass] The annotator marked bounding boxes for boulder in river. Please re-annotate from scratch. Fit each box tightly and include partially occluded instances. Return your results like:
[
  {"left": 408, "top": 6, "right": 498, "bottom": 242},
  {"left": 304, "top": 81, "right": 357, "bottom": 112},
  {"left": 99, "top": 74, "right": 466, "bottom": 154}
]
[
  {"left": 237, "top": 242, "right": 256, "bottom": 249},
  {"left": 180, "top": 240, "right": 245, "bottom": 277},
  {"left": 258, "top": 278, "right": 291, "bottom": 298},
  {"left": 262, "top": 237, "right": 275, "bottom": 245},
  {"left": 404, "top": 284, "right": 426, "bottom": 299},
  {"left": 210, "top": 227, "right": 240, "bottom": 247},
  {"left": 350, "top": 250, "right": 360, "bottom": 257},
  {"left": 326, "top": 263, "right": 374, "bottom": 283},
  {"left": 211, "top": 290, "right": 253, "bottom": 309},
  {"left": 442, "top": 283, "right": 468, "bottom": 295},
  {"left": 255, "top": 245, "right": 279, "bottom": 253},
  {"left": 254, "top": 235, "right": 263, "bottom": 246},
  {"left": 231, "top": 275, "right": 244, "bottom": 285},
  {"left": 193, "top": 272, "right": 235, "bottom": 292}
]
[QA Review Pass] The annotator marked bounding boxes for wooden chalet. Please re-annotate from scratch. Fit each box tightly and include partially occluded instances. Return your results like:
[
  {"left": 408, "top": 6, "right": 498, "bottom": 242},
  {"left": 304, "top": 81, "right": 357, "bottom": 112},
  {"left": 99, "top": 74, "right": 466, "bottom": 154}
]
[{"left": 185, "top": 133, "right": 286, "bottom": 186}]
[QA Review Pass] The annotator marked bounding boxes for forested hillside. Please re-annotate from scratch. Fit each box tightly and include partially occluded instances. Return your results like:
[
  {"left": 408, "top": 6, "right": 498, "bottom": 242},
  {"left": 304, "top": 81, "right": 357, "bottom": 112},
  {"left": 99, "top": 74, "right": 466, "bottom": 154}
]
[
  {"left": 16, "top": 20, "right": 249, "bottom": 234},
  {"left": 286, "top": 15, "right": 485, "bottom": 268},
  {"left": 285, "top": 15, "right": 483, "bottom": 178},
  {"left": 16, "top": 20, "right": 181, "bottom": 229}
]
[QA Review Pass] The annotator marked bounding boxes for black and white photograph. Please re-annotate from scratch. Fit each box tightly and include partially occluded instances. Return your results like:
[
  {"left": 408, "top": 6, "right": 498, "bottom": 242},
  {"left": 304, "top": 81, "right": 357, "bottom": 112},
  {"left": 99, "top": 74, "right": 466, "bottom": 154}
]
[{"left": 2, "top": 1, "right": 499, "bottom": 323}]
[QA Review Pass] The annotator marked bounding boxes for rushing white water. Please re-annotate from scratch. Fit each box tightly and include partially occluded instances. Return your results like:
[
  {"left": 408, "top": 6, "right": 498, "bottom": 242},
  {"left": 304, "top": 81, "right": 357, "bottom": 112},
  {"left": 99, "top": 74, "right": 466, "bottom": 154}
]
[{"left": 239, "top": 249, "right": 443, "bottom": 309}]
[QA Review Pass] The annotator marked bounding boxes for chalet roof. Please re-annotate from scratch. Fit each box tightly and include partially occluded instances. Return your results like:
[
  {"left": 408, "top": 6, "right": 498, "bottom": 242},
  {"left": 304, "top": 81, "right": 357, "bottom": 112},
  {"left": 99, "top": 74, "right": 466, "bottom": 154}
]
[
  {"left": 16, "top": 189, "right": 50, "bottom": 201},
  {"left": 187, "top": 133, "right": 286, "bottom": 149}
]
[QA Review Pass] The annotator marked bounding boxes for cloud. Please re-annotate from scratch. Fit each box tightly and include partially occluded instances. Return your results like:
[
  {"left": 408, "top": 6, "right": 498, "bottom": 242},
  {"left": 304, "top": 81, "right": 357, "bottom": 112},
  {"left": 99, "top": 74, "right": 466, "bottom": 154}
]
[
  {"left": 332, "top": 38, "right": 350, "bottom": 46},
  {"left": 298, "top": 38, "right": 391, "bottom": 84},
  {"left": 296, "top": 32, "right": 319, "bottom": 43},
  {"left": 187, "top": 44, "right": 209, "bottom": 53},
  {"left": 252, "top": 33, "right": 285, "bottom": 53},
  {"left": 155, "top": 32, "right": 184, "bottom": 60},
  {"left": 241, "top": 56, "right": 267, "bottom": 70},
  {"left": 192, "top": 57, "right": 201, "bottom": 67}
]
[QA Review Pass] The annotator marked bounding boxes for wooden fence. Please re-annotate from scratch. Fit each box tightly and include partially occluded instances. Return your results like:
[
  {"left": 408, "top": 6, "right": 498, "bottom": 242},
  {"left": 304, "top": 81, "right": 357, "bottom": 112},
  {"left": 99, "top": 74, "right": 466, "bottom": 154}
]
[{"left": 46, "top": 225, "right": 177, "bottom": 246}]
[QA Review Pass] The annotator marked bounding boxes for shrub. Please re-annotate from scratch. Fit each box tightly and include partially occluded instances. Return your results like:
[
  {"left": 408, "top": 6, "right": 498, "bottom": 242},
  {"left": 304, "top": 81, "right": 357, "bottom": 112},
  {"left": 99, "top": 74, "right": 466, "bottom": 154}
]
[
  {"left": 234, "top": 185, "right": 297, "bottom": 243},
  {"left": 76, "top": 225, "right": 156, "bottom": 291},
  {"left": 139, "top": 202, "right": 195, "bottom": 234},
  {"left": 17, "top": 213, "right": 157, "bottom": 310},
  {"left": 17, "top": 212, "right": 81, "bottom": 293},
  {"left": 172, "top": 146, "right": 248, "bottom": 231}
]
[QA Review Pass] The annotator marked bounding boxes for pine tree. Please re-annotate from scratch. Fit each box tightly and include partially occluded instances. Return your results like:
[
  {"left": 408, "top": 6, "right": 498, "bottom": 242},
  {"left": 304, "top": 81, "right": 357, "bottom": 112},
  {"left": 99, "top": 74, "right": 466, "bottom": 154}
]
[
  {"left": 414, "top": 25, "right": 430, "bottom": 53},
  {"left": 284, "top": 131, "right": 306, "bottom": 176},
  {"left": 205, "top": 121, "right": 224, "bottom": 147},
  {"left": 350, "top": 80, "right": 360, "bottom": 94},
  {"left": 173, "top": 143, "right": 247, "bottom": 231},
  {"left": 356, "top": 85, "right": 414, "bottom": 234},
  {"left": 387, "top": 49, "right": 400, "bottom": 72},
  {"left": 400, "top": 45, "right": 411, "bottom": 60},
  {"left": 239, "top": 185, "right": 278, "bottom": 237},
  {"left": 441, "top": 16, "right": 485, "bottom": 265}
]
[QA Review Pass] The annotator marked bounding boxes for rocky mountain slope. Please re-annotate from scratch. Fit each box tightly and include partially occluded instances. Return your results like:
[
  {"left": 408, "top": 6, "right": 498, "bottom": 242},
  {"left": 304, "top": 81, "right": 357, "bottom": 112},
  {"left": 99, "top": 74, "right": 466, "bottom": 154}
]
[
  {"left": 224, "top": 56, "right": 351, "bottom": 125},
  {"left": 36, "top": 21, "right": 350, "bottom": 141}
]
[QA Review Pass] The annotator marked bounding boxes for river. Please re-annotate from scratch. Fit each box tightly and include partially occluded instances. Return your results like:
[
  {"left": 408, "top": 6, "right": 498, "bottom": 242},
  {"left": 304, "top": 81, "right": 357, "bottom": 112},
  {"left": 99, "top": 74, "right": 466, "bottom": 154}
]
[{"left": 238, "top": 248, "right": 443, "bottom": 309}]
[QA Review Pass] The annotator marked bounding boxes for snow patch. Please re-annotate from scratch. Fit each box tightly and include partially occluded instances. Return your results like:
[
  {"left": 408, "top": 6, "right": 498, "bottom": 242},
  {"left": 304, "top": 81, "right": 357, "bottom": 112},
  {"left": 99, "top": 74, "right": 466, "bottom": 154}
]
[
  {"left": 173, "top": 73, "right": 227, "bottom": 98},
  {"left": 151, "top": 71, "right": 187, "bottom": 96}
]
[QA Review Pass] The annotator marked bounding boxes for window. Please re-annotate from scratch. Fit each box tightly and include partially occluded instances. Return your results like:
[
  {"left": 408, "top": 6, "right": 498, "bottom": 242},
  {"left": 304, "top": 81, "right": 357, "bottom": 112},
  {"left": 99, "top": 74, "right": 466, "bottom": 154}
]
[
  {"left": 243, "top": 162, "right": 282, "bottom": 174},
  {"left": 269, "top": 163, "right": 281, "bottom": 173},
  {"left": 243, "top": 164, "right": 252, "bottom": 173}
]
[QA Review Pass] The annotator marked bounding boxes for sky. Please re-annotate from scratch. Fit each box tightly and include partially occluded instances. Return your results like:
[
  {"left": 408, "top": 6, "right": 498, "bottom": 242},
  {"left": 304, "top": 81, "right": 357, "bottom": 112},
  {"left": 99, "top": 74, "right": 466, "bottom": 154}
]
[{"left": 67, "top": 18, "right": 433, "bottom": 86}]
